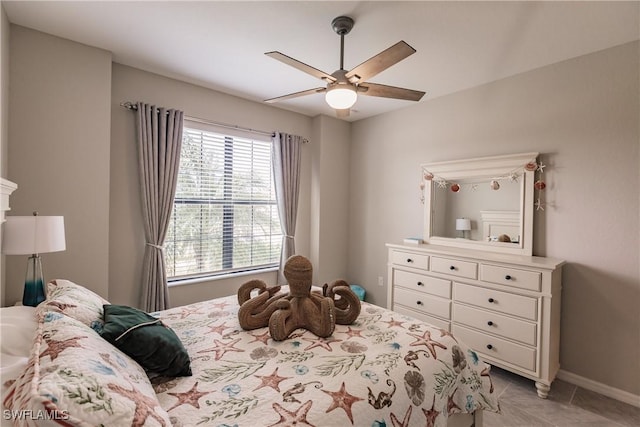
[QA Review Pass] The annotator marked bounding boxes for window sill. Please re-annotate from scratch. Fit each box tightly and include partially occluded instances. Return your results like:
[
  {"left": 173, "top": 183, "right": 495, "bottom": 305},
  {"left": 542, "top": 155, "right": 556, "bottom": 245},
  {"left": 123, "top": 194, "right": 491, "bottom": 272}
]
[{"left": 167, "top": 266, "right": 279, "bottom": 288}]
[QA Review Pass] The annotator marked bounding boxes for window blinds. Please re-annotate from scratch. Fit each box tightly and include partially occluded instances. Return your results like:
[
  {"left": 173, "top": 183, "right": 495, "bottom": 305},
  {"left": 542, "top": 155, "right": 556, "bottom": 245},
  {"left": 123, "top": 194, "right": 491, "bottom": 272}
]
[{"left": 165, "top": 124, "right": 282, "bottom": 280}]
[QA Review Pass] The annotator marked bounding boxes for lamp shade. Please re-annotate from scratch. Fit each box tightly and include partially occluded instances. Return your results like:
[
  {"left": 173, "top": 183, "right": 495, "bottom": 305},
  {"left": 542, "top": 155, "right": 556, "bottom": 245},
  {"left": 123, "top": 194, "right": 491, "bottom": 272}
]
[
  {"left": 456, "top": 218, "right": 471, "bottom": 231},
  {"left": 2, "top": 216, "right": 66, "bottom": 255},
  {"left": 325, "top": 85, "right": 357, "bottom": 109}
]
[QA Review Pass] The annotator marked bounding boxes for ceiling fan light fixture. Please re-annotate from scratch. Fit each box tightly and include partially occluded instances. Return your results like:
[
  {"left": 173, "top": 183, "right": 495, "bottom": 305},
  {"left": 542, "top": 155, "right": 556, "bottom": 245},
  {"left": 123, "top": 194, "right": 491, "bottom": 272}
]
[{"left": 325, "top": 85, "right": 357, "bottom": 109}]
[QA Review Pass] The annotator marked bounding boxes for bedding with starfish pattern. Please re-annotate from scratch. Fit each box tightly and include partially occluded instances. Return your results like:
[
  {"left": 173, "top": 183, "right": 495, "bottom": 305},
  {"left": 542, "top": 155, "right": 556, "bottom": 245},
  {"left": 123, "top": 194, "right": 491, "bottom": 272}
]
[{"left": 150, "top": 295, "right": 499, "bottom": 427}]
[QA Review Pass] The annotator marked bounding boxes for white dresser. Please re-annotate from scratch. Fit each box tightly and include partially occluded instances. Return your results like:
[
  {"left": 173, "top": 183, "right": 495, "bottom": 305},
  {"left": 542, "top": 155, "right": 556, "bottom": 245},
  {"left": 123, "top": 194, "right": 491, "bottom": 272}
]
[{"left": 387, "top": 243, "right": 564, "bottom": 398}]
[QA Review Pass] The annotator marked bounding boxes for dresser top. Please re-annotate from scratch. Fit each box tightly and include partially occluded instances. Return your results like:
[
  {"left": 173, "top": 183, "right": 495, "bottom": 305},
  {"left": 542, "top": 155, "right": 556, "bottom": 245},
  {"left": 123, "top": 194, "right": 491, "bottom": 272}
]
[{"left": 387, "top": 243, "right": 565, "bottom": 270}]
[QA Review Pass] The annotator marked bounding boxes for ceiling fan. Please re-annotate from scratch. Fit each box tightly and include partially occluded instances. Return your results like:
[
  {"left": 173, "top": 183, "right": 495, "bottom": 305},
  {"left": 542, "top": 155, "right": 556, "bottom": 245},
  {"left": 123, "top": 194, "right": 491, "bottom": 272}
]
[{"left": 264, "top": 16, "right": 426, "bottom": 118}]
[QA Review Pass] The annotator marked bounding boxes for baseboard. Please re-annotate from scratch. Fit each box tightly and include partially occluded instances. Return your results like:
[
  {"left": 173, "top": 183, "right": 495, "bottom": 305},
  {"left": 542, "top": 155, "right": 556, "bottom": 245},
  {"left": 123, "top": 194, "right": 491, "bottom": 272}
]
[{"left": 557, "top": 369, "right": 640, "bottom": 408}]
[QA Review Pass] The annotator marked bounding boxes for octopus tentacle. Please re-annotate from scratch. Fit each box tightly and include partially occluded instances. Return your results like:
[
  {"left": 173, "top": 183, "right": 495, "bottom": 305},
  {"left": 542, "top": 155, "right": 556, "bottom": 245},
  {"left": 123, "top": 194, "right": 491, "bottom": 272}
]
[
  {"left": 237, "top": 280, "right": 281, "bottom": 305},
  {"left": 238, "top": 285, "right": 287, "bottom": 330},
  {"left": 269, "top": 301, "right": 295, "bottom": 341},
  {"left": 325, "top": 280, "right": 361, "bottom": 324}
]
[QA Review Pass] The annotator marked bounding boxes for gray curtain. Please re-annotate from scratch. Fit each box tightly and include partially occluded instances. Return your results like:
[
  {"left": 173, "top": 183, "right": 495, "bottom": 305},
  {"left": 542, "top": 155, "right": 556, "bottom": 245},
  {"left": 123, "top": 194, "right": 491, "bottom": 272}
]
[
  {"left": 136, "top": 102, "right": 184, "bottom": 311},
  {"left": 272, "top": 132, "right": 303, "bottom": 284}
]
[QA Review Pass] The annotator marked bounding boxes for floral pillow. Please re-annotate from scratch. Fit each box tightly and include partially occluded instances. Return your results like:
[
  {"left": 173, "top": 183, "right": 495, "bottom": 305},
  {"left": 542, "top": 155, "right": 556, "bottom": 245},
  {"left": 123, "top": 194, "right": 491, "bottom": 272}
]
[
  {"left": 39, "top": 279, "right": 109, "bottom": 330},
  {"left": 3, "top": 310, "right": 171, "bottom": 427}
]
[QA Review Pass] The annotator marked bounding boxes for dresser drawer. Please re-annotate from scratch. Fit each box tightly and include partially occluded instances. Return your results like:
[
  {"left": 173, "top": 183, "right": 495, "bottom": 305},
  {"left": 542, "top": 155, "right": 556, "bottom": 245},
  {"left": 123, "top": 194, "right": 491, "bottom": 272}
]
[
  {"left": 431, "top": 256, "right": 477, "bottom": 279},
  {"left": 394, "top": 287, "right": 451, "bottom": 319},
  {"left": 454, "top": 282, "right": 538, "bottom": 321},
  {"left": 453, "top": 325, "right": 536, "bottom": 372},
  {"left": 453, "top": 303, "right": 537, "bottom": 346},
  {"left": 391, "top": 250, "right": 429, "bottom": 270},
  {"left": 394, "top": 270, "right": 451, "bottom": 298},
  {"left": 480, "top": 264, "right": 542, "bottom": 292},
  {"left": 393, "top": 305, "right": 451, "bottom": 331}
]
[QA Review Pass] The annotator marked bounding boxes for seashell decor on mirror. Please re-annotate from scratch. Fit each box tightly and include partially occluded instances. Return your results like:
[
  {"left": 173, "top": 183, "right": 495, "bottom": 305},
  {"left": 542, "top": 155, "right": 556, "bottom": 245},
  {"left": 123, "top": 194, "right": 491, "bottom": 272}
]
[
  {"left": 237, "top": 255, "right": 361, "bottom": 341},
  {"left": 421, "top": 155, "right": 549, "bottom": 211}
]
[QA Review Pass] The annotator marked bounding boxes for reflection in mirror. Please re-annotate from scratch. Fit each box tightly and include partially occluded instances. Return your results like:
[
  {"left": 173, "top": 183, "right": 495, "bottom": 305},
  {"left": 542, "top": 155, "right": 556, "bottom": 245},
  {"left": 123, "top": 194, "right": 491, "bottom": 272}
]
[
  {"left": 431, "top": 177, "right": 521, "bottom": 242},
  {"left": 422, "top": 152, "right": 538, "bottom": 256}
]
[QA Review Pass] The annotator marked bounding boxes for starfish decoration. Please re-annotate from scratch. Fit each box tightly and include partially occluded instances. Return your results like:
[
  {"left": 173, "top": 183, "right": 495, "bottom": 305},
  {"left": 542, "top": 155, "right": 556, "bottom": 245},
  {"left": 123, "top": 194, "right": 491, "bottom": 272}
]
[
  {"left": 383, "top": 318, "right": 406, "bottom": 329},
  {"left": 447, "top": 391, "right": 461, "bottom": 415},
  {"left": 535, "top": 198, "right": 545, "bottom": 211},
  {"left": 438, "top": 328, "right": 458, "bottom": 343},
  {"left": 422, "top": 395, "right": 441, "bottom": 427},
  {"left": 537, "top": 162, "right": 546, "bottom": 173},
  {"left": 268, "top": 400, "right": 316, "bottom": 427},
  {"left": 342, "top": 326, "right": 364, "bottom": 339},
  {"left": 470, "top": 184, "right": 478, "bottom": 191},
  {"left": 206, "top": 322, "right": 231, "bottom": 336},
  {"left": 508, "top": 173, "right": 519, "bottom": 183},
  {"left": 436, "top": 179, "right": 448, "bottom": 189},
  {"left": 408, "top": 330, "right": 448, "bottom": 359},
  {"left": 254, "top": 368, "right": 292, "bottom": 392},
  {"left": 322, "top": 382, "right": 364, "bottom": 424},
  {"left": 211, "top": 300, "right": 229, "bottom": 310},
  {"left": 390, "top": 405, "right": 412, "bottom": 427},
  {"left": 39, "top": 335, "right": 86, "bottom": 361},
  {"left": 303, "top": 336, "right": 342, "bottom": 352},
  {"left": 44, "top": 301, "right": 77, "bottom": 312},
  {"left": 248, "top": 330, "right": 272, "bottom": 345},
  {"left": 177, "top": 306, "right": 204, "bottom": 319},
  {"left": 166, "top": 381, "right": 211, "bottom": 411},
  {"left": 107, "top": 383, "right": 168, "bottom": 426},
  {"left": 197, "top": 338, "right": 244, "bottom": 361}
]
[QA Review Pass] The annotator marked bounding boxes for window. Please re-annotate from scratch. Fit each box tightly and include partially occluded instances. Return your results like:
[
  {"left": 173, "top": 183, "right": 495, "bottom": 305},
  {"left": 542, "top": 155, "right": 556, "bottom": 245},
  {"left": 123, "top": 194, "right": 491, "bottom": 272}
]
[{"left": 165, "top": 121, "right": 282, "bottom": 280}]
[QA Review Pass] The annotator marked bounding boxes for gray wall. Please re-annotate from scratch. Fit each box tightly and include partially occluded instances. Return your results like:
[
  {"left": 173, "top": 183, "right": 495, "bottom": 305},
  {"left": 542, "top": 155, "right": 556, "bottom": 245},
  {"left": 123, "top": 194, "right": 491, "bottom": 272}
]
[
  {"left": 348, "top": 42, "right": 639, "bottom": 396},
  {"left": 1, "top": 5, "right": 8, "bottom": 177},
  {"left": 310, "top": 115, "right": 351, "bottom": 285},
  {"left": 5, "top": 25, "right": 112, "bottom": 304},
  {"left": 0, "top": 5, "right": 9, "bottom": 303}
]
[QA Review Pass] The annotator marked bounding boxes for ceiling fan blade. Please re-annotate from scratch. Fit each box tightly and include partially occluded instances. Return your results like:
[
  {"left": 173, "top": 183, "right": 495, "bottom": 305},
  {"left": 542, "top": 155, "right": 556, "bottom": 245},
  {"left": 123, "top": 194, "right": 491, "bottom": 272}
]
[
  {"left": 345, "top": 41, "right": 416, "bottom": 83},
  {"left": 265, "top": 51, "right": 336, "bottom": 82},
  {"left": 358, "top": 82, "right": 425, "bottom": 101},
  {"left": 264, "top": 87, "right": 327, "bottom": 103},
  {"left": 336, "top": 109, "right": 350, "bottom": 118}
]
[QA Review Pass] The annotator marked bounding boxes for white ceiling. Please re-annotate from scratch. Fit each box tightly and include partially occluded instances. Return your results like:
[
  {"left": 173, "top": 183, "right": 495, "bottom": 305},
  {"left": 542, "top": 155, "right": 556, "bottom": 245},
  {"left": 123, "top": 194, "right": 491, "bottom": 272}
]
[{"left": 4, "top": 1, "right": 639, "bottom": 122}]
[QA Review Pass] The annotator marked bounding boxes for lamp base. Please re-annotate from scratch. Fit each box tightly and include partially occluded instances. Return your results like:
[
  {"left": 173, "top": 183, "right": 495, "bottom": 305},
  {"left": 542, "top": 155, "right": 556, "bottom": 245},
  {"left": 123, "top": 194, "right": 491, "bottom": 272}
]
[{"left": 22, "top": 255, "right": 46, "bottom": 307}]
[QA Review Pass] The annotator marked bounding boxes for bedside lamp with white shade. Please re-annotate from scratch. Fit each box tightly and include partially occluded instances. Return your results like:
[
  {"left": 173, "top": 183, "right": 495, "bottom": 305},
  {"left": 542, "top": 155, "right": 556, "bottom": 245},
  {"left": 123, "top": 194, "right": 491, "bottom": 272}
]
[
  {"left": 2, "top": 212, "right": 66, "bottom": 306},
  {"left": 456, "top": 218, "right": 471, "bottom": 239}
]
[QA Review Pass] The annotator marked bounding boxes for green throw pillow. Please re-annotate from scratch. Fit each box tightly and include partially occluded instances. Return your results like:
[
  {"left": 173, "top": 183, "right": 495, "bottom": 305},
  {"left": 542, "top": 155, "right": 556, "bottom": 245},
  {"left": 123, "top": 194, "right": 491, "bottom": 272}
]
[{"left": 100, "top": 304, "right": 192, "bottom": 377}]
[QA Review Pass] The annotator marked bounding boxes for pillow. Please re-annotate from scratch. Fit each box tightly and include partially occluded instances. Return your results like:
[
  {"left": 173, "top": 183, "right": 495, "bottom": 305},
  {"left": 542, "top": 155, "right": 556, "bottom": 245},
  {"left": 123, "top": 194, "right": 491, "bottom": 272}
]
[
  {"left": 100, "top": 304, "right": 192, "bottom": 377},
  {"left": 0, "top": 306, "right": 38, "bottom": 358},
  {"left": 40, "top": 279, "right": 109, "bottom": 330},
  {"left": 1, "top": 306, "right": 38, "bottom": 414},
  {"left": 3, "top": 310, "right": 171, "bottom": 427}
]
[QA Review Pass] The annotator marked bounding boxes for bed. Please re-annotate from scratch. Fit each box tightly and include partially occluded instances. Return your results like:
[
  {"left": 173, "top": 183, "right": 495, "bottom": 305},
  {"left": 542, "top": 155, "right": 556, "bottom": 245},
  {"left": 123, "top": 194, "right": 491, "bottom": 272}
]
[{"left": 1, "top": 280, "right": 499, "bottom": 427}]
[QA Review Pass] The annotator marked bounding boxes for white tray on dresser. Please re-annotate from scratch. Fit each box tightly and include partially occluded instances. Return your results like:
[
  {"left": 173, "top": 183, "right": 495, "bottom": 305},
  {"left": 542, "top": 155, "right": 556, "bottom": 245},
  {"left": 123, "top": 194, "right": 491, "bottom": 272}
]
[{"left": 387, "top": 242, "right": 565, "bottom": 398}]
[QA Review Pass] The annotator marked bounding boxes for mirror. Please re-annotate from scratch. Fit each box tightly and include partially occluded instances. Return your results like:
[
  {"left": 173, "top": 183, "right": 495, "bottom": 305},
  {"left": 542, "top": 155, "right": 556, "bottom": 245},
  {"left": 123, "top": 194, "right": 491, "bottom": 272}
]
[{"left": 422, "top": 152, "right": 538, "bottom": 256}]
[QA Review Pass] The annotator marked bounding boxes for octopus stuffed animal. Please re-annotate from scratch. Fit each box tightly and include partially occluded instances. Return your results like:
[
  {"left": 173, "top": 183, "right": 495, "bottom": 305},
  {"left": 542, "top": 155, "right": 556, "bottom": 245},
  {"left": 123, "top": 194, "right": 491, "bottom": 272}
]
[{"left": 237, "top": 255, "right": 361, "bottom": 341}]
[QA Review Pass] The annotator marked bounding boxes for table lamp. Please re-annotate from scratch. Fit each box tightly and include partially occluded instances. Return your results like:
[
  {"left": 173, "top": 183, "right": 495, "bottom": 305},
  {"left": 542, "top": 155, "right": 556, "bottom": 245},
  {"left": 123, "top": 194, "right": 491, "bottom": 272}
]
[
  {"left": 2, "top": 212, "right": 66, "bottom": 306},
  {"left": 456, "top": 218, "right": 471, "bottom": 239}
]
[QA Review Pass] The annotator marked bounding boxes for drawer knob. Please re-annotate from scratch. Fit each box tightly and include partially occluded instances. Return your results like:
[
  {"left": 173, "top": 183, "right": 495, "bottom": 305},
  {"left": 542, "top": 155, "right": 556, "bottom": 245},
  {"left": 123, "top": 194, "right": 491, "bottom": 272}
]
[
  {"left": 488, "top": 298, "right": 495, "bottom": 303},
  {"left": 449, "top": 265, "right": 456, "bottom": 271},
  {"left": 407, "top": 258, "right": 414, "bottom": 263},
  {"left": 417, "top": 281, "right": 424, "bottom": 287},
  {"left": 487, "top": 321, "right": 494, "bottom": 326},
  {"left": 505, "top": 275, "right": 512, "bottom": 280},
  {"left": 416, "top": 300, "right": 423, "bottom": 306},
  {"left": 486, "top": 344, "right": 493, "bottom": 350}
]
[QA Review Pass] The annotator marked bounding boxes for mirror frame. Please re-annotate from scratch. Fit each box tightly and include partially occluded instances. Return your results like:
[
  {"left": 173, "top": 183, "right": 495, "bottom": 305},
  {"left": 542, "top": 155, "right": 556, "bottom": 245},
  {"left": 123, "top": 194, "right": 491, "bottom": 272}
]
[{"left": 422, "top": 152, "right": 538, "bottom": 256}]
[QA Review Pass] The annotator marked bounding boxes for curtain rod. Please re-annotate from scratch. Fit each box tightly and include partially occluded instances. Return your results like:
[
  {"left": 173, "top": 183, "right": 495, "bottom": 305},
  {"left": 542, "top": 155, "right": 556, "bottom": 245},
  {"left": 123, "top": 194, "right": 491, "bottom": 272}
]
[{"left": 120, "top": 101, "right": 308, "bottom": 143}]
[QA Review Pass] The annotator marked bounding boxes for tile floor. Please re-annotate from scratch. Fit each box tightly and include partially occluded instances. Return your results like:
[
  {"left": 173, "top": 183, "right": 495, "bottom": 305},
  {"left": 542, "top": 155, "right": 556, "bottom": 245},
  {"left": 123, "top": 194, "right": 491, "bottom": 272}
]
[{"left": 484, "top": 367, "right": 640, "bottom": 427}]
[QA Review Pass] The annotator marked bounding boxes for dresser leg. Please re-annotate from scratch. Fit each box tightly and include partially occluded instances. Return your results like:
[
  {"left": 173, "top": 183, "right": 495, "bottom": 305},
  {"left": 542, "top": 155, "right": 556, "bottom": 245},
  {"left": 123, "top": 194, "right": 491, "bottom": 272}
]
[{"left": 535, "top": 381, "right": 550, "bottom": 399}]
